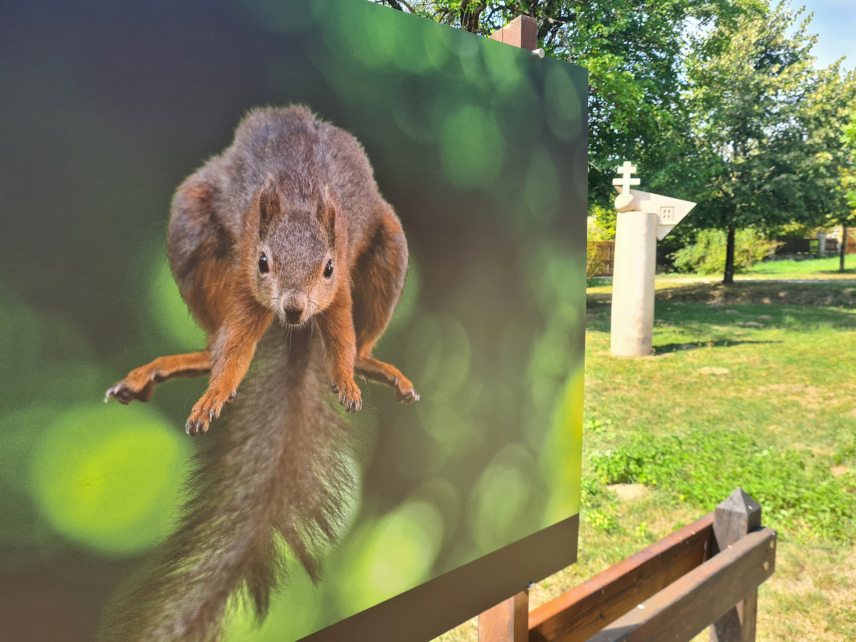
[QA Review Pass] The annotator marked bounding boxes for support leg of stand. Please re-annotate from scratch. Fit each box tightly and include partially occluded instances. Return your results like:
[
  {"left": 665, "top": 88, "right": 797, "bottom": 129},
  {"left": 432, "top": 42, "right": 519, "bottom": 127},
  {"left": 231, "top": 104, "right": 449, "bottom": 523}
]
[{"left": 479, "top": 590, "right": 529, "bottom": 642}]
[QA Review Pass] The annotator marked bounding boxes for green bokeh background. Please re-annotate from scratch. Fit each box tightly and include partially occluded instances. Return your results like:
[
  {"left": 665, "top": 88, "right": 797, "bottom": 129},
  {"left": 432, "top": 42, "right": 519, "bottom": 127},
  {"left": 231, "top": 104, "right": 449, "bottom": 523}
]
[{"left": 0, "top": 0, "right": 586, "bottom": 639}]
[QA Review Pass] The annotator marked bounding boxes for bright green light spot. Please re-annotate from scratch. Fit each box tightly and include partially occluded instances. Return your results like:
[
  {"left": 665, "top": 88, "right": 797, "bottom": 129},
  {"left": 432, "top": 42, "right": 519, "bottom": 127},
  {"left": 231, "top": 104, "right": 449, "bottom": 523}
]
[
  {"left": 328, "top": 2, "right": 401, "bottom": 70},
  {"left": 335, "top": 500, "right": 444, "bottom": 613},
  {"left": 483, "top": 43, "right": 524, "bottom": 95},
  {"left": 540, "top": 367, "right": 584, "bottom": 525},
  {"left": 407, "top": 313, "right": 471, "bottom": 399},
  {"left": 223, "top": 559, "right": 321, "bottom": 641},
  {"left": 149, "top": 259, "right": 205, "bottom": 350},
  {"left": 524, "top": 147, "right": 560, "bottom": 223},
  {"left": 388, "top": 256, "right": 421, "bottom": 333},
  {"left": 440, "top": 104, "right": 505, "bottom": 188},
  {"left": 30, "top": 403, "right": 190, "bottom": 556},
  {"left": 544, "top": 65, "right": 582, "bottom": 142},
  {"left": 469, "top": 445, "right": 534, "bottom": 551}
]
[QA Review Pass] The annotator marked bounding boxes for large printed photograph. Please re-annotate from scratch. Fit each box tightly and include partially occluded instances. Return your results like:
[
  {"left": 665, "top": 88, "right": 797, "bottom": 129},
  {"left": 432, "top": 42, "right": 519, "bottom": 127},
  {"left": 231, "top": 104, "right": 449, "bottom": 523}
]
[{"left": 0, "top": 0, "right": 587, "bottom": 640}]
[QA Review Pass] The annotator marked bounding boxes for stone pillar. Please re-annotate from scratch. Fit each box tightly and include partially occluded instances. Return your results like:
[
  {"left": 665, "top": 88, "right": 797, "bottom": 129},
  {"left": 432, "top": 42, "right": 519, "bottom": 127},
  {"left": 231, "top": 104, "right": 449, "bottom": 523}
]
[{"left": 610, "top": 211, "right": 657, "bottom": 357}]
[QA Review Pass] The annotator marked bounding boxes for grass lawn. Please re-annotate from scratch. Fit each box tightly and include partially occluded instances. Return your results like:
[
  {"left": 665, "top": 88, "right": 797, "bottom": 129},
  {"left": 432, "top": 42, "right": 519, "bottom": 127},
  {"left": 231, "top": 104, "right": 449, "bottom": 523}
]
[
  {"left": 747, "top": 255, "right": 854, "bottom": 277},
  {"left": 438, "top": 268, "right": 856, "bottom": 642}
]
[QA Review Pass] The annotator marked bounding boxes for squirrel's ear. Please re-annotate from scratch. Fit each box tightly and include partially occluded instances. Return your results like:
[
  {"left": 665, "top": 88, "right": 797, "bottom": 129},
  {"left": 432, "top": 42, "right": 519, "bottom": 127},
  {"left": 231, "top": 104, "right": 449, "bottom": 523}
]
[
  {"left": 318, "top": 187, "right": 337, "bottom": 246},
  {"left": 256, "top": 178, "right": 280, "bottom": 238}
]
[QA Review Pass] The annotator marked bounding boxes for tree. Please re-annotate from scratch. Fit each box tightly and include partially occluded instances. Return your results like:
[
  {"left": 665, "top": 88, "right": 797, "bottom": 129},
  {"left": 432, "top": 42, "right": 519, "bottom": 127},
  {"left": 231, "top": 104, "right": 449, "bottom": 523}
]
[
  {"left": 375, "top": 0, "right": 853, "bottom": 282},
  {"left": 836, "top": 107, "right": 856, "bottom": 271},
  {"left": 374, "top": 0, "right": 743, "bottom": 204},
  {"left": 682, "top": 2, "right": 854, "bottom": 283}
]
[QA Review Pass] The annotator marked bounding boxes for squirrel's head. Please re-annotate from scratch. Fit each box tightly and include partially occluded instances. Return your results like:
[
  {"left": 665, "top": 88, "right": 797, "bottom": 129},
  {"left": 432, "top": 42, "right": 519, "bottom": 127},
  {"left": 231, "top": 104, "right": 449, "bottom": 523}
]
[{"left": 246, "top": 179, "right": 341, "bottom": 326}]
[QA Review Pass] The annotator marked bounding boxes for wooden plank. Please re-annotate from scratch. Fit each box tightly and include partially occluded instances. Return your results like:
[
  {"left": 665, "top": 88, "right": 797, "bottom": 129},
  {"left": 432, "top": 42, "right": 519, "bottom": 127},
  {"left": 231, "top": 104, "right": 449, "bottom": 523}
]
[
  {"left": 710, "top": 488, "right": 763, "bottom": 642},
  {"left": 529, "top": 513, "right": 713, "bottom": 642},
  {"left": 489, "top": 15, "right": 538, "bottom": 51},
  {"left": 480, "top": 591, "right": 530, "bottom": 642},
  {"left": 587, "top": 528, "right": 777, "bottom": 642}
]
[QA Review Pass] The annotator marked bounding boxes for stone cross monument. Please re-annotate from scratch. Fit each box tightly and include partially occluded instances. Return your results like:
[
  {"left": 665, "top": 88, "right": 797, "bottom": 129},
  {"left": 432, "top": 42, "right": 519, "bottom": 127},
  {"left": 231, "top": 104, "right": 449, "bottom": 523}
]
[{"left": 610, "top": 163, "right": 696, "bottom": 357}]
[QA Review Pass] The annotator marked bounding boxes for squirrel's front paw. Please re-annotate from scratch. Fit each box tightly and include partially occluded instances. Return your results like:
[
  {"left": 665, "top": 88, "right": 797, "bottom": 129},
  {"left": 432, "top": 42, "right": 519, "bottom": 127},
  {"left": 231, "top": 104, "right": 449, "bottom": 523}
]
[
  {"left": 394, "top": 375, "right": 420, "bottom": 404},
  {"left": 105, "top": 372, "right": 155, "bottom": 404},
  {"left": 332, "top": 378, "right": 362, "bottom": 413},
  {"left": 185, "top": 389, "right": 236, "bottom": 436}
]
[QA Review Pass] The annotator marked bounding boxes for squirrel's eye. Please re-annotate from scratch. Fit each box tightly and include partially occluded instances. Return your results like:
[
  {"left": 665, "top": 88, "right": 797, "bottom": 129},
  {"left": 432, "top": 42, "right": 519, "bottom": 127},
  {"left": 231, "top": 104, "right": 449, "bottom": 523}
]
[
  {"left": 323, "top": 259, "right": 334, "bottom": 279},
  {"left": 258, "top": 253, "right": 270, "bottom": 274}
]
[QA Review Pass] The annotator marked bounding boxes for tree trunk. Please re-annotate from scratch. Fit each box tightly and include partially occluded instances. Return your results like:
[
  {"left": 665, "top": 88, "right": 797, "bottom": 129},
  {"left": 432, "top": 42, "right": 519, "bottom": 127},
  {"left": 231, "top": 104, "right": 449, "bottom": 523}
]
[
  {"left": 723, "top": 225, "right": 736, "bottom": 284},
  {"left": 840, "top": 224, "right": 849, "bottom": 273}
]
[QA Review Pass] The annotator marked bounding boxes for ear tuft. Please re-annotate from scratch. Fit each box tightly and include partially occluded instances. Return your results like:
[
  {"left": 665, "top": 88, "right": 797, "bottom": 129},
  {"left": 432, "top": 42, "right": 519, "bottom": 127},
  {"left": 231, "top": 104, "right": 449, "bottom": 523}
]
[
  {"left": 257, "top": 177, "right": 280, "bottom": 238},
  {"left": 318, "top": 186, "right": 337, "bottom": 246}
]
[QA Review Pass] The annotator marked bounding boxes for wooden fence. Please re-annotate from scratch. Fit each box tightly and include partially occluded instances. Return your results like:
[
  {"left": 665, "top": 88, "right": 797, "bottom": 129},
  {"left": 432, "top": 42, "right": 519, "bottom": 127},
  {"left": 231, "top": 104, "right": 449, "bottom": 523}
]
[
  {"left": 588, "top": 241, "right": 615, "bottom": 277},
  {"left": 476, "top": 488, "right": 775, "bottom": 642}
]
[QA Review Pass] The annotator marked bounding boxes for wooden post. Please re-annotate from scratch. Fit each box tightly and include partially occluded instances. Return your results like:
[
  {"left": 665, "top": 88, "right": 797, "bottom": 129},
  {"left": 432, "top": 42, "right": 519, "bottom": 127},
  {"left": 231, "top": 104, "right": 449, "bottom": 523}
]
[
  {"left": 479, "top": 16, "right": 537, "bottom": 638},
  {"left": 479, "top": 590, "right": 529, "bottom": 642},
  {"left": 710, "top": 488, "right": 763, "bottom": 642},
  {"left": 489, "top": 15, "right": 538, "bottom": 51}
]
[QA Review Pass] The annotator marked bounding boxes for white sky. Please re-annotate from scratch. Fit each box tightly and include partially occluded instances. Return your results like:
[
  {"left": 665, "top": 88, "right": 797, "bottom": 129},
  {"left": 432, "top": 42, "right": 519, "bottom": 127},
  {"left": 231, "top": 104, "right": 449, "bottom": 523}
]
[{"left": 800, "top": 0, "right": 855, "bottom": 69}]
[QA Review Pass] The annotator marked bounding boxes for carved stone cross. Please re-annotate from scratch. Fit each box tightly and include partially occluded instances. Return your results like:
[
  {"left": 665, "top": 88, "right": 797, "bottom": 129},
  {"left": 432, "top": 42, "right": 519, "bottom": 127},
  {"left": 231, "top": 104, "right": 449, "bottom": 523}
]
[
  {"left": 609, "top": 161, "right": 696, "bottom": 357},
  {"left": 612, "top": 161, "right": 640, "bottom": 195}
]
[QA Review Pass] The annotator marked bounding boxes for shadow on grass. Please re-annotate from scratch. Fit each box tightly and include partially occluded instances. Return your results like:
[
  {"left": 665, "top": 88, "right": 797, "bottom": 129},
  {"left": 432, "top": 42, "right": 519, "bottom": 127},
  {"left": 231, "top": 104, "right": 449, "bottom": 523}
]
[
  {"left": 653, "top": 339, "right": 781, "bottom": 355},
  {"left": 587, "top": 294, "right": 856, "bottom": 336},
  {"left": 655, "top": 281, "right": 856, "bottom": 308},
  {"left": 588, "top": 279, "right": 856, "bottom": 309}
]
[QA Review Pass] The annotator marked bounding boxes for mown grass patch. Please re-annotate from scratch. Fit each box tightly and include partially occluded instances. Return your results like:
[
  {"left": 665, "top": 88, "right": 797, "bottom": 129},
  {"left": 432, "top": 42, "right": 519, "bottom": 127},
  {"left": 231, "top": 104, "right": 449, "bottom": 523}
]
[{"left": 748, "top": 256, "right": 854, "bottom": 276}]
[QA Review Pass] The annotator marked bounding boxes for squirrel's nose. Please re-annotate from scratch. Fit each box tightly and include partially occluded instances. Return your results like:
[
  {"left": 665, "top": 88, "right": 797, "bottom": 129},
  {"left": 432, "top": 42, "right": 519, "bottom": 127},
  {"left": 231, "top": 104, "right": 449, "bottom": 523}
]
[{"left": 284, "top": 306, "right": 303, "bottom": 325}]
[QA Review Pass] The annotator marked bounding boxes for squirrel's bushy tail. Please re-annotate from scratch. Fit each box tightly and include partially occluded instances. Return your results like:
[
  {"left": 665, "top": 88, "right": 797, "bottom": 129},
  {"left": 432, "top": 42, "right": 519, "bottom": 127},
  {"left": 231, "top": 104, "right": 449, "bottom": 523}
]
[{"left": 98, "top": 326, "right": 353, "bottom": 642}]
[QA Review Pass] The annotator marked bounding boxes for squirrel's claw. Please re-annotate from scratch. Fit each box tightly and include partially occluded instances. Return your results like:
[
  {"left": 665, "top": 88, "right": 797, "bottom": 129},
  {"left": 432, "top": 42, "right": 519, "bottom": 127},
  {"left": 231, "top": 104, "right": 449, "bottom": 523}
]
[
  {"left": 334, "top": 378, "right": 362, "bottom": 413},
  {"left": 397, "top": 387, "right": 420, "bottom": 404},
  {"left": 185, "top": 389, "right": 235, "bottom": 436},
  {"left": 393, "top": 375, "right": 420, "bottom": 404},
  {"left": 105, "top": 379, "right": 154, "bottom": 405}
]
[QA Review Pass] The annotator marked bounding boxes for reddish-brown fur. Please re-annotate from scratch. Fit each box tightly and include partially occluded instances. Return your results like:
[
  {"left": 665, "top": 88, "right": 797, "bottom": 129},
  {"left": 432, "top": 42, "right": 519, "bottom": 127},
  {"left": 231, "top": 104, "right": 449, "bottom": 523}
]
[{"left": 106, "top": 105, "right": 418, "bottom": 432}]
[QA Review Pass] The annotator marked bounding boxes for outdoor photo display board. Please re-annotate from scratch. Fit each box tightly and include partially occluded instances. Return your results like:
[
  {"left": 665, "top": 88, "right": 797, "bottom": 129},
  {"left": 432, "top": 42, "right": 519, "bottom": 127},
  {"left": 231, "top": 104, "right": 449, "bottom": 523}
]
[{"left": 0, "top": 0, "right": 587, "bottom": 640}]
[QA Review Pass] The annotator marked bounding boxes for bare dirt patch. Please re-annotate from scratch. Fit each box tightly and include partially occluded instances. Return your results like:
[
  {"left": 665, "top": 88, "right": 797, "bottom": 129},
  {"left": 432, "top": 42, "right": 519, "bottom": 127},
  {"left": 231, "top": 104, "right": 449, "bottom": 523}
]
[
  {"left": 756, "top": 383, "right": 834, "bottom": 410},
  {"left": 699, "top": 366, "right": 730, "bottom": 376},
  {"left": 608, "top": 483, "right": 650, "bottom": 501}
]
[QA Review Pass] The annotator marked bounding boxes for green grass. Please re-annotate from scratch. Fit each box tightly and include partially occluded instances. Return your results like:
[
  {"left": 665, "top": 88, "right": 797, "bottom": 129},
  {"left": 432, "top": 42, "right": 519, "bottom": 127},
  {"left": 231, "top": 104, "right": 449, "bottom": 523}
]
[
  {"left": 746, "top": 256, "right": 853, "bottom": 276},
  {"left": 437, "top": 277, "right": 856, "bottom": 642}
]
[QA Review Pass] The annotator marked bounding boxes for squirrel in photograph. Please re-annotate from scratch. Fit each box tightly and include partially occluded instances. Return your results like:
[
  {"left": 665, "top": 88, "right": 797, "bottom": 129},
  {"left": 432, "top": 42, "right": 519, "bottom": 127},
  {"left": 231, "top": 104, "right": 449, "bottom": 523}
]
[
  {"left": 99, "top": 105, "right": 418, "bottom": 642},
  {"left": 107, "top": 103, "right": 418, "bottom": 429}
]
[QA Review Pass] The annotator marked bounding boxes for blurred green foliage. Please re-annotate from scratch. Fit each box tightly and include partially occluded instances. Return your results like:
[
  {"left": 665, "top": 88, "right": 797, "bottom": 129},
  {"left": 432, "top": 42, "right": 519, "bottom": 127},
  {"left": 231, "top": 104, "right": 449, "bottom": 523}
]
[
  {"left": 148, "top": 258, "right": 206, "bottom": 350},
  {"left": 0, "top": 285, "right": 190, "bottom": 561},
  {"left": 672, "top": 228, "right": 778, "bottom": 275},
  {"left": 440, "top": 104, "right": 505, "bottom": 187},
  {"left": 334, "top": 500, "right": 445, "bottom": 611},
  {"left": 30, "top": 403, "right": 190, "bottom": 555}
]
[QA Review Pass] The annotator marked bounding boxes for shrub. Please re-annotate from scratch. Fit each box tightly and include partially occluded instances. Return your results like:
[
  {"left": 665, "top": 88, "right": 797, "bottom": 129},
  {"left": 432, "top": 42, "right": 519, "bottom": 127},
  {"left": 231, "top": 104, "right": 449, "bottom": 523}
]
[
  {"left": 591, "top": 429, "right": 855, "bottom": 543},
  {"left": 587, "top": 204, "right": 617, "bottom": 277},
  {"left": 672, "top": 228, "right": 778, "bottom": 275}
]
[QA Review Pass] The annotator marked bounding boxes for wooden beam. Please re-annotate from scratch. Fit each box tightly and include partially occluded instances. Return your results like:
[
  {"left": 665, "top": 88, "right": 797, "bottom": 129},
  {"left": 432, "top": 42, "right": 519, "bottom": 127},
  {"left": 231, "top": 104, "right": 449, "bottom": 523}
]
[
  {"left": 489, "top": 15, "right": 538, "bottom": 51},
  {"left": 586, "top": 528, "right": 777, "bottom": 642},
  {"left": 480, "top": 591, "right": 529, "bottom": 642},
  {"left": 529, "top": 513, "right": 713, "bottom": 642},
  {"left": 710, "top": 489, "right": 763, "bottom": 642}
]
